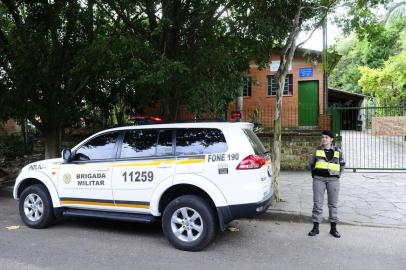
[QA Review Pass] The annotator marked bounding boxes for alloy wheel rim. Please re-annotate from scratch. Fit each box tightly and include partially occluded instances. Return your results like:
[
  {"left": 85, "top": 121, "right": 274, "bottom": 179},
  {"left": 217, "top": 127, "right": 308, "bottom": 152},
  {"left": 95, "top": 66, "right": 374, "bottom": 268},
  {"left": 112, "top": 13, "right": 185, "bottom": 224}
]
[
  {"left": 170, "top": 207, "right": 203, "bottom": 242},
  {"left": 23, "top": 193, "right": 44, "bottom": 222}
]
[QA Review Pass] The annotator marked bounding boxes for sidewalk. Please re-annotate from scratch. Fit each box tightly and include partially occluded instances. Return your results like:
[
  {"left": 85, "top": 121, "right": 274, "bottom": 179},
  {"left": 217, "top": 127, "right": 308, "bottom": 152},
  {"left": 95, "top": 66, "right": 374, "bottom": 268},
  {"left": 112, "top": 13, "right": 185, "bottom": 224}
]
[
  {"left": 265, "top": 171, "right": 406, "bottom": 228},
  {"left": 2, "top": 171, "right": 405, "bottom": 228}
]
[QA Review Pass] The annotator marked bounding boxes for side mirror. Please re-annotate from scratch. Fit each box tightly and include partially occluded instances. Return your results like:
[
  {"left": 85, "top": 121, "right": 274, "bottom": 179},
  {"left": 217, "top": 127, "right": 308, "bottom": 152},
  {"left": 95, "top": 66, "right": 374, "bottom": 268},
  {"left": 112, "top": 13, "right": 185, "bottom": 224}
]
[{"left": 62, "top": 149, "right": 72, "bottom": 162}]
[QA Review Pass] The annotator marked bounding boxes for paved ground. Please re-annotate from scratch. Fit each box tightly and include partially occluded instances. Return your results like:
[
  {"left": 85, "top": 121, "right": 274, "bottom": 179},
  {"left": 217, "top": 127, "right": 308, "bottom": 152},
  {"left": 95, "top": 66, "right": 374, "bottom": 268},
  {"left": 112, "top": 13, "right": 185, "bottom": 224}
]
[
  {"left": 1, "top": 198, "right": 405, "bottom": 270},
  {"left": 2, "top": 170, "right": 405, "bottom": 228},
  {"left": 267, "top": 171, "right": 406, "bottom": 227},
  {"left": 1, "top": 173, "right": 406, "bottom": 269}
]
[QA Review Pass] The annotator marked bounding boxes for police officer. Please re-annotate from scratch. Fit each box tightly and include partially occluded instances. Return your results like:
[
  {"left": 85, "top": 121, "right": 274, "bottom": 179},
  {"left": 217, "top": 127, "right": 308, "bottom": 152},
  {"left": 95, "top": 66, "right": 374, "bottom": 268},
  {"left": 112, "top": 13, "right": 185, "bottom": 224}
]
[{"left": 308, "top": 130, "right": 345, "bottom": 238}]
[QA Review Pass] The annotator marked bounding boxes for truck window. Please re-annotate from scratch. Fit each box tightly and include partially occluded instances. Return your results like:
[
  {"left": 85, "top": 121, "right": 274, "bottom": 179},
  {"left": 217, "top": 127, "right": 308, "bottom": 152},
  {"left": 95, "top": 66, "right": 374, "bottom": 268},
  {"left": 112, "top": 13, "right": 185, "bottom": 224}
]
[{"left": 175, "top": 128, "right": 227, "bottom": 155}]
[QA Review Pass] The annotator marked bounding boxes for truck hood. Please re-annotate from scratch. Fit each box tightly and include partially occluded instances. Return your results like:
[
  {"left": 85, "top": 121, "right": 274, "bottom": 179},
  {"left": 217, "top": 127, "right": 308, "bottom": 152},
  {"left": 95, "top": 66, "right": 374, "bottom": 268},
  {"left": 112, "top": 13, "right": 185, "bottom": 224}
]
[{"left": 22, "top": 158, "right": 62, "bottom": 173}]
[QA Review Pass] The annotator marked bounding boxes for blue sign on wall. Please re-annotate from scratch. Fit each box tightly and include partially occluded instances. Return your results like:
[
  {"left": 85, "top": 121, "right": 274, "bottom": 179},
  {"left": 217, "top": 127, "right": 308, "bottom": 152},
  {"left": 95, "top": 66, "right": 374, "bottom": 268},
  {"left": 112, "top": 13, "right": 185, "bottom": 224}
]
[{"left": 299, "top": 67, "right": 313, "bottom": 78}]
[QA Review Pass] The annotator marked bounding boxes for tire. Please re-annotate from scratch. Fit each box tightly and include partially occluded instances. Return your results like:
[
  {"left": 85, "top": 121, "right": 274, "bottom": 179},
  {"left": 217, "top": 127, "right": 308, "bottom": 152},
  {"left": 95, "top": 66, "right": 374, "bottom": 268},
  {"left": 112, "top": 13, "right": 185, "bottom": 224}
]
[
  {"left": 162, "top": 195, "right": 217, "bottom": 251},
  {"left": 19, "top": 184, "right": 55, "bottom": 229}
]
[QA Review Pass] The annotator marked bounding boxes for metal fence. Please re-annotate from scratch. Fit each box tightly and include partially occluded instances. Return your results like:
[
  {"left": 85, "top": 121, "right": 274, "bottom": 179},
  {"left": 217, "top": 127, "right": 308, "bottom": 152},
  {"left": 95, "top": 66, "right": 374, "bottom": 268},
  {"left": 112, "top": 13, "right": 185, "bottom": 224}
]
[
  {"left": 176, "top": 106, "right": 320, "bottom": 129},
  {"left": 330, "top": 106, "right": 406, "bottom": 171},
  {"left": 239, "top": 106, "right": 319, "bottom": 129}
]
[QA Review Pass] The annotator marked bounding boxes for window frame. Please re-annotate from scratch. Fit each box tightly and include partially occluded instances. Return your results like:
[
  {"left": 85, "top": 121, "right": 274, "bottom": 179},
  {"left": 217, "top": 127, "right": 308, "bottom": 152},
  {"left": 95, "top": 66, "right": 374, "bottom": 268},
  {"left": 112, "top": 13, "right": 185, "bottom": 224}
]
[
  {"left": 243, "top": 77, "right": 252, "bottom": 97},
  {"left": 71, "top": 131, "right": 122, "bottom": 163},
  {"left": 118, "top": 129, "right": 160, "bottom": 160},
  {"left": 267, "top": 74, "right": 293, "bottom": 97},
  {"left": 115, "top": 128, "right": 176, "bottom": 161},
  {"left": 174, "top": 128, "right": 228, "bottom": 156},
  {"left": 71, "top": 127, "right": 229, "bottom": 162},
  {"left": 155, "top": 129, "right": 176, "bottom": 157}
]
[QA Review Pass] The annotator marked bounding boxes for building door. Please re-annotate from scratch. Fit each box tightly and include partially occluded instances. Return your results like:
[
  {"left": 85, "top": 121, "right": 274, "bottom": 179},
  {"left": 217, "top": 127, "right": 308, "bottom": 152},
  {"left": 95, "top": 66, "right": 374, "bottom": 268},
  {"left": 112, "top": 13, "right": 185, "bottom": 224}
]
[{"left": 298, "top": 81, "right": 319, "bottom": 126}]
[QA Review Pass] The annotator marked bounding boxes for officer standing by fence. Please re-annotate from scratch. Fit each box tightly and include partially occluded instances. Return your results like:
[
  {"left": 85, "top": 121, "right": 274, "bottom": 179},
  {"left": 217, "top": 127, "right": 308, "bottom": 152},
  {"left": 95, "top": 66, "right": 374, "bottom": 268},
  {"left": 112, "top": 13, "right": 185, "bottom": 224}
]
[{"left": 308, "top": 130, "right": 345, "bottom": 238}]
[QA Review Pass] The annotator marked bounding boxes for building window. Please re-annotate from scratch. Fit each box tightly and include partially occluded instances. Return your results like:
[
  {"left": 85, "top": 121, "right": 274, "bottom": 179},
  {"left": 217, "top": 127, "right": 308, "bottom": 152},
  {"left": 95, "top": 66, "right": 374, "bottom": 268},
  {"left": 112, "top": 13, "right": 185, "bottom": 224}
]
[
  {"left": 243, "top": 77, "right": 252, "bottom": 97},
  {"left": 268, "top": 74, "right": 293, "bottom": 96}
]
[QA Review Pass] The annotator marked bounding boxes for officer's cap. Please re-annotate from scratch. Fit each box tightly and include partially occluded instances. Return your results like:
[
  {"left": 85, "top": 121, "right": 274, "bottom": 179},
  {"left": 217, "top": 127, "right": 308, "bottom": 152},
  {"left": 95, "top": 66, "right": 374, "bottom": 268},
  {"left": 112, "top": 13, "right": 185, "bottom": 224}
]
[{"left": 321, "top": 130, "right": 335, "bottom": 138}]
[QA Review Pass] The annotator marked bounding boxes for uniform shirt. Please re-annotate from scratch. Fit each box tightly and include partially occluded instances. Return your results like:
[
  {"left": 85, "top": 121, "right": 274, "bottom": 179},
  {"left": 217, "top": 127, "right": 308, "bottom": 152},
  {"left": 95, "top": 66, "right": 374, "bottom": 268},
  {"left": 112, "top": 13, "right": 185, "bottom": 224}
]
[{"left": 309, "top": 145, "right": 346, "bottom": 178}]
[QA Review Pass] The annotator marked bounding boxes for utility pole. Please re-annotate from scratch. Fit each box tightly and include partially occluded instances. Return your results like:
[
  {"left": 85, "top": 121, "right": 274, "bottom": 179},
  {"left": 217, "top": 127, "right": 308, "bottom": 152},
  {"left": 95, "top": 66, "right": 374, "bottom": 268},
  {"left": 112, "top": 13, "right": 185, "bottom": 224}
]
[
  {"left": 322, "top": 16, "right": 328, "bottom": 113},
  {"left": 236, "top": 85, "right": 243, "bottom": 122}
]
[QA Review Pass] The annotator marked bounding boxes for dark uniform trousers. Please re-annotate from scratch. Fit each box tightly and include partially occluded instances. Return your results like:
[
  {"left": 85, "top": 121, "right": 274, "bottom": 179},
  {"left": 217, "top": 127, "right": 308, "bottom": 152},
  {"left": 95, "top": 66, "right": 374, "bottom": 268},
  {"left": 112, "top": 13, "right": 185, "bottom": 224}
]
[{"left": 312, "top": 176, "right": 340, "bottom": 223}]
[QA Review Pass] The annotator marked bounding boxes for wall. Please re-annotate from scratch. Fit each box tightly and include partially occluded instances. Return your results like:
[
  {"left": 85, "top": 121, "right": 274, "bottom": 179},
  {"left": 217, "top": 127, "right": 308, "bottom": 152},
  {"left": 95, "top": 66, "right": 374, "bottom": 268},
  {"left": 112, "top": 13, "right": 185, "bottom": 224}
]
[
  {"left": 0, "top": 119, "right": 21, "bottom": 134},
  {"left": 258, "top": 132, "right": 320, "bottom": 170},
  {"left": 258, "top": 131, "right": 343, "bottom": 170}
]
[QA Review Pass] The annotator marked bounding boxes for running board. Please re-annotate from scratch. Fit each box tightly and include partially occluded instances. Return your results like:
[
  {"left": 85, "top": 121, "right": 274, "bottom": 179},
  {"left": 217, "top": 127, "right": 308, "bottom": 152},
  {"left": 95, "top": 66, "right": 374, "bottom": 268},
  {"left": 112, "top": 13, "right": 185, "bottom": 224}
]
[{"left": 62, "top": 208, "right": 157, "bottom": 223}]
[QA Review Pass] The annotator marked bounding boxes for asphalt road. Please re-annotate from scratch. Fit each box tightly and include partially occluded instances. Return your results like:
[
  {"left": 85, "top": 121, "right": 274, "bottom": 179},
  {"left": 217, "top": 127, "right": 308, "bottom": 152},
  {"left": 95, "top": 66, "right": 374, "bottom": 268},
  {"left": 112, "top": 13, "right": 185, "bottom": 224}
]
[{"left": 1, "top": 188, "right": 406, "bottom": 270}]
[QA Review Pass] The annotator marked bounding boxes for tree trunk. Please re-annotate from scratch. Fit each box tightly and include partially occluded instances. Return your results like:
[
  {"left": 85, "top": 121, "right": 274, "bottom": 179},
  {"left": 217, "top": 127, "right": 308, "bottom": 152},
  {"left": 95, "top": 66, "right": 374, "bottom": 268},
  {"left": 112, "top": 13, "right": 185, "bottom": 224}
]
[
  {"left": 43, "top": 126, "right": 61, "bottom": 159},
  {"left": 272, "top": 4, "right": 302, "bottom": 203},
  {"left": 114, "top": 105, "right": 125, "bottom": 126},
  {"left": 20, "top": 118, "right": 27, "bottom": 153},
  {"left": 163, "top": 89, "right": 180, "bottom": 121},
  {"left": 272, "top": 75, "right": 285, "bottom": 202}
]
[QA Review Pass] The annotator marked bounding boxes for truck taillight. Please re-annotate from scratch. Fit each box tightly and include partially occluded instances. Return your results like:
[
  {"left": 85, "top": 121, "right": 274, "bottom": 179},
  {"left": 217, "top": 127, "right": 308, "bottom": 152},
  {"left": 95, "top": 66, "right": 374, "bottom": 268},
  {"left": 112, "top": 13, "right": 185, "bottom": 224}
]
[{"left": 236, "top": 155, "right": 266, "bottom": 170}]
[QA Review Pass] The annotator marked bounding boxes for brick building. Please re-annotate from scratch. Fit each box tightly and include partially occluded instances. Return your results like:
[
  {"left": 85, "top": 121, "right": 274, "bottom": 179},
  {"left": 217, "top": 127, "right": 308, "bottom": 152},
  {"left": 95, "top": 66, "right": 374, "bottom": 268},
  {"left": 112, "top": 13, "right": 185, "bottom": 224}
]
[
  {"left": 230, "top": 48, "right": 329, "bottom": 130},
  {"left": 163, "top": 48, "right": 331, "bottom": 130},
  {"left": 0, "top": 119, "right": 21, "bottom": 134}
]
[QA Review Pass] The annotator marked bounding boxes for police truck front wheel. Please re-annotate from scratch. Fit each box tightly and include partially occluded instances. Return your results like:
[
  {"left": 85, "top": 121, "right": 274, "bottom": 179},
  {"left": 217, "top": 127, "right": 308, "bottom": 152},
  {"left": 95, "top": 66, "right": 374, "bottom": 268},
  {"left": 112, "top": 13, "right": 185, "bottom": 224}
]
[
  {"left": 162, "top": 195, "right": 217, "bottom": 251},
  {"left": 19, "top": 184, "right": 55, "bottom": 228}
]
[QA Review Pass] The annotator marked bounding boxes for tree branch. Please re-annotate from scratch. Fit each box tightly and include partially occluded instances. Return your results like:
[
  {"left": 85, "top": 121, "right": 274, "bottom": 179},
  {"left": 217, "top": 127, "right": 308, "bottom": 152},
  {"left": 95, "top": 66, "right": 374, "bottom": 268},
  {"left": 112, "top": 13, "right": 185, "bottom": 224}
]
[
  {"left": 102, "top": 0, "right": 137, "bottom": 34},
  {"left": 296, "top": 18, "right": 325, "bottom": 48},
  {"left": 0, "top": 28, "right": 9, "bottom": 48},
  {"left": 213, "top": 1, "right": 232, "bottom": 21},
  {"left": 145, "top": 0, "right": 158, "bottom": 33},
  {"left": 384, "top": 1, "right": 406, "bottom": 24},
  {"left": 296, "top": 1, "right": 337, "bottom": 48},
  {"left": 277, "top": 4, "right": 302, "bottom": 75},
  {"left": 64, "top": 75, "right": 91, "bottom": 106},
  {"left": 94, "top": 1, "right": 123, "bottom": 29},
  {"left": 1, "top": 0, "right": 23, "bottom": 29},
  {"left": 0, "top": 28, "right": 15, "bottom": 60}
]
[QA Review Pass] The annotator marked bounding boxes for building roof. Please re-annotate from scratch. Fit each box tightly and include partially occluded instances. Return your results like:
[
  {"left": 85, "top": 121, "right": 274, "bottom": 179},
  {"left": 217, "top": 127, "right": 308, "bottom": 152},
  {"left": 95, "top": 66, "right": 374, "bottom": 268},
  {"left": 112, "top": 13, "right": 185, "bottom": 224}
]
[
  {"left": 271, "top": 47, "right": 322, "bottom": 59},
  {"left": 295, "top": 47, "right": 321, "bottom": 56},
  {"left": 328, "top": 88, "right": 365, "bottom": 106},
  {"left": 328, "top": 88, "right": 366, "bottom": 98}
]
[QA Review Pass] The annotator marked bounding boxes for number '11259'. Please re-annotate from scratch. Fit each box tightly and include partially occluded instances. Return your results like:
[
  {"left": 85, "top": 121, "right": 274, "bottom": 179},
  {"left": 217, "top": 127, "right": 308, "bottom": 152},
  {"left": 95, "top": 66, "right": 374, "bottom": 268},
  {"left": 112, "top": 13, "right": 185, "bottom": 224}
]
[{"left": 122, "top": 171, "right": 154, "bottom": 182}]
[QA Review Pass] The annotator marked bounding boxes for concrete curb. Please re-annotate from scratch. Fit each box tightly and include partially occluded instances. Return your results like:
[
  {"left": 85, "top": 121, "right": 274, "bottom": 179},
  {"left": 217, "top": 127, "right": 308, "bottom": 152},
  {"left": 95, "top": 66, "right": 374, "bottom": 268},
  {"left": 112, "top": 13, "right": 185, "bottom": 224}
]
[{"left": 260, "top": 209, "right": 406, "bottom": 229}]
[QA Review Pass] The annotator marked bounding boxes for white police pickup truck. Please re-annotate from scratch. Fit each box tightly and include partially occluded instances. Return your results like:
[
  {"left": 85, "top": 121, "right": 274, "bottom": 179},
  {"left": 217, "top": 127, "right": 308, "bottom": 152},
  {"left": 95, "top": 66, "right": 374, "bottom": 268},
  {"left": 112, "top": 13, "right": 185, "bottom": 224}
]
[{"left": 14, "top": 122, "right": 272, "bottom": 251}]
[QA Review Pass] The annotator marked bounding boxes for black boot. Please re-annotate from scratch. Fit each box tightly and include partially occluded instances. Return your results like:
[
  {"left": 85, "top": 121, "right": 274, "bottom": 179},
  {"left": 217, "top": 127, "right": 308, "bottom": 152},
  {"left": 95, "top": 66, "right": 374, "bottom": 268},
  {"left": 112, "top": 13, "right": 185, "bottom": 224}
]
[
  {"left": 308, "top": 222, "right": 319, "bottom": 236},
  {"left": 330, "top": 222, "right": 341, "bottom": 238}
]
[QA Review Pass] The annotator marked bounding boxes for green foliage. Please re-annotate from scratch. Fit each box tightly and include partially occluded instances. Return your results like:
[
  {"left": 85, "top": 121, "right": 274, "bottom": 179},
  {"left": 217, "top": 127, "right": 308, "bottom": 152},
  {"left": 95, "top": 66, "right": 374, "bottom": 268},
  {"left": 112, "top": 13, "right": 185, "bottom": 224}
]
[
  {"left": 359, "top": 52, "right": 406, "bottom": 106},
  {"left": 329, "top": 18, "right": 406, "bottom": 93},
  {"left": 0, "top": 1, "right": 105, "bottom": 128},
  {"left": 0, "top": 0, "right": 397, "bottom": 159},
  {"left": 336, "top": 0, "right": 389, "bottom": 38},
  {"left": 0, "top": 134, "right": 33, "bottom": 158},
  {"left": 249, "top": 105, "right": 264, "bottom": 133}
]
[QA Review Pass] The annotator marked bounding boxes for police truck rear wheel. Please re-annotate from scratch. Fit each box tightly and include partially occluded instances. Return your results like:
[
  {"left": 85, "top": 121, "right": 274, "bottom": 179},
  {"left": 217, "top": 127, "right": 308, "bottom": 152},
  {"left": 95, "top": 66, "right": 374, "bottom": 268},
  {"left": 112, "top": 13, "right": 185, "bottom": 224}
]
[
  {"left": 19, "top": 184, "right": 55, "bottom": 228},
  {"left": 162, "top": 195, "right": 216, "bottom": 251}
]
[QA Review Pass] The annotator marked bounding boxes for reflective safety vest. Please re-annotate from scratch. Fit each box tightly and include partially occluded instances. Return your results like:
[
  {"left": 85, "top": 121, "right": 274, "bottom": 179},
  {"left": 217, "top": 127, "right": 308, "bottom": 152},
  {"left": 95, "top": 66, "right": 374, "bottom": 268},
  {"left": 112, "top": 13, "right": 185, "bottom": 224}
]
[{"left": 314, "top": 148, "right": 341, "bottom": 176}]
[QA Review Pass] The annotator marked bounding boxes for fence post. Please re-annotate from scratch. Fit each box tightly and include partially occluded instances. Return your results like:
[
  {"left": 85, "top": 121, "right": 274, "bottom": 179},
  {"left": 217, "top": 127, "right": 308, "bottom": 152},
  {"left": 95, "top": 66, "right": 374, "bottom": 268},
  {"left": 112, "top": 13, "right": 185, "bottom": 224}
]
[{"left": 328, "top": 106, "right": 341, "bottom": 136}]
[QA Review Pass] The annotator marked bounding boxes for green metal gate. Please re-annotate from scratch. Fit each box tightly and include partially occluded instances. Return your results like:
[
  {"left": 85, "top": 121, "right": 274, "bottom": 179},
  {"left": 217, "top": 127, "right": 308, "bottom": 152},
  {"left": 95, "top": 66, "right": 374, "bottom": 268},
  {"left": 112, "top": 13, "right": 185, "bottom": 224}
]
[{"left": 330, "top": 106, "right": 406, "bottom": 171}]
